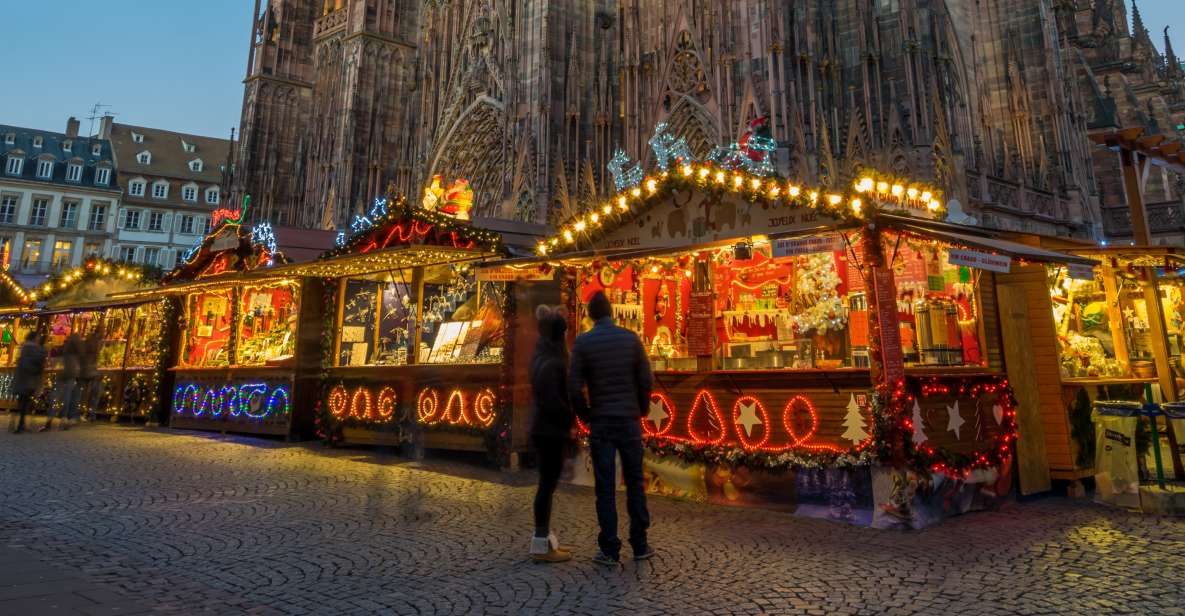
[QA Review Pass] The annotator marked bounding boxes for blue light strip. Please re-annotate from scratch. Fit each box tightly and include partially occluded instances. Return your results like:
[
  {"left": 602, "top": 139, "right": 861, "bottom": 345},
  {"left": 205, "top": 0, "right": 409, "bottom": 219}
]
[{"left": 173, "top": 382, "right": 292, "bottom": 421}]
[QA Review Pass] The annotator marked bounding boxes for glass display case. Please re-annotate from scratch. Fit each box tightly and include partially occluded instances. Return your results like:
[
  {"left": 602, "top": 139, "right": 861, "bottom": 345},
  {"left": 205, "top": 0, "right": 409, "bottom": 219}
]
[
  {"left": 335, "top": 266, "right": 506, "bottom": 367},
  {"left": 179, "top": 290, "right": 234, "bottom": 368},
  {"left": 236, "top": 282, "right": 300, "bottom": 366}
]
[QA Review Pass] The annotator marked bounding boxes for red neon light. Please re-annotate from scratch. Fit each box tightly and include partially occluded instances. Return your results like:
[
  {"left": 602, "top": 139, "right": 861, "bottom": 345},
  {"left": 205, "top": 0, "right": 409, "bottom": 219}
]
[
  {"left": 686, "top": 389, "right": 728, "bottom": 445},
  {"left": 644, "top": 393, "right": 677, "bottom": 437},
  {"left": 783, "top": 395, "right": 818, "bottom": 446},
  {"left": 731, "top": 395, "right": 771, "bottom": 450}
]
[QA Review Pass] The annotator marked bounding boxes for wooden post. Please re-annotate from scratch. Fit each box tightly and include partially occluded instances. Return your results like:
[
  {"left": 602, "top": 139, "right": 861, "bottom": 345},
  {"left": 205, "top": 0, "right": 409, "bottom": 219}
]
[
  {"left": 863, "top": 221, "right": 906, "bottom": 463},
  {"left": 1118, "top": 147, "right": 1185, "bottom": 478},
  {"left": 1100, "top": 263, "right": 1131, "bottom": 371}
]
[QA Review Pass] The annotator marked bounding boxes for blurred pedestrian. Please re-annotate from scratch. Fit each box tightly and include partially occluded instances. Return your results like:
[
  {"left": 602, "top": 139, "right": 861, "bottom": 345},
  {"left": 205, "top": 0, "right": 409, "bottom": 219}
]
[
  {"left": 527, "top": 305, "right": 575, "bottom": 563},
  {"left": 569, "top": 291, "right": 655, "bottom": 566},
  {"left": 9, "top": 332, "right": 46, "bottom": 434},
  {"left": 78, "top": 325, "right": 103, "bottom": 421},
  {"left": 42, "top": 332, "right": 83, "bottom": 431}
]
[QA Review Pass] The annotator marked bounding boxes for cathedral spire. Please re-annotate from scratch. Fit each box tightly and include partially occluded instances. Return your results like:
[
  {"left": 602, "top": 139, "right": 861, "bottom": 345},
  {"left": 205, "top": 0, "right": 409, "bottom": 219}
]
[
  {"left": 1165, "top": 27, "right": 1183, "bottom": 79},
  {"left": 1130, "top": 0, "right": 1153, "bottom": 47}
]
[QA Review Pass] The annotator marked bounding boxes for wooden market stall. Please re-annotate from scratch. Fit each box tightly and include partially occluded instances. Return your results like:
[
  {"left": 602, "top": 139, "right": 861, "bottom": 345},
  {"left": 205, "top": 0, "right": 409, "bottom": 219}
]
[
  {"left": 109, "top": 220, "right": 335, "bottom": 438},
  {"left": 0, "top": 260, "right": 167, "bottom": 421},
  {"left": 1004, "top": 240, "right": 1185, "bottom": 484},
  {"left": 306, "top": 192, "right": 551, "bottom": 462},
  {"left": 531, "top": 153, "right": 1092, "bottom": 527}
]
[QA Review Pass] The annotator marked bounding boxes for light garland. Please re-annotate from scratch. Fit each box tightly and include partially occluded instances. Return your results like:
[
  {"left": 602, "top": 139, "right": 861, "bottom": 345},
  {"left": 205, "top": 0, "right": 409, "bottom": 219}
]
[
  {"left": 416, "top": 386, "right": 497, "bottom": 429},
  {"left": 327, "top": 383, "right": 398, "bottom": 424},
  {"left": 538, "top": 163, "right": 944, "bottom": 257},
  {"left": 28, "top": 258, "right": 159, "bottom": 304},
  {"left": 172, "top": 382, "right": 291, "bottom": 421}
]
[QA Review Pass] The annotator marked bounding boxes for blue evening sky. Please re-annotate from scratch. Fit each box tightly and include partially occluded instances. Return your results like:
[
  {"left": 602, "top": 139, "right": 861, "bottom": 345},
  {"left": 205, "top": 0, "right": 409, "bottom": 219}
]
[{"left": 1, "top": 1, "right": 1182, "bottom": 139}]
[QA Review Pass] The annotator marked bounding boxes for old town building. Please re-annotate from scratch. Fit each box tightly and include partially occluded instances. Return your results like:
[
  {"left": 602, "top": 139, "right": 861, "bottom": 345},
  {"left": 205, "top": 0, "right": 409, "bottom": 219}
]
[
  {"left": 0, "top": 117, "right": 120, "bottom": 285},
  {"left": 231, "top": 0, "right": 1185, "bottom": 245},
  {"left": 101, "top": 118, "right": 234, "bottom": 270}
]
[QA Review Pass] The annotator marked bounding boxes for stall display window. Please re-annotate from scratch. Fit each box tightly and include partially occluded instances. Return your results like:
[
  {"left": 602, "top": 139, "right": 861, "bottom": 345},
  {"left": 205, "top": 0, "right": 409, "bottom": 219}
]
[
  {"left": 45, "top": 313, "right": 73, "bottom": 370},
  {"left": 889, "top": 240, "right": 985, "bottom": 368},
  {"left": 335, "top": 268, "right": 505, "bottom": 367},
  {"left": 179, "top": 290, "right": 234, "bottom": 367},
  {"left": 0, "top": 319, "right": 20, "bottom": 366},
  {"left": 236, "top": 283, "right": 300, "bottom": 366},
  {"left": 419, "top": 266, "right": 505, "bottom": 365},
  {"left": 125, "top": 302, "right": 164, "bottom": 369},
  {"left": 337, "top": 273, "right": 419, "bottom": 366},
  {"left": 97, "top": 308, "right": 132, "bottom": 369},
  {"left": 1049, "top": 269, "right": 1125, "bottom": 378}
]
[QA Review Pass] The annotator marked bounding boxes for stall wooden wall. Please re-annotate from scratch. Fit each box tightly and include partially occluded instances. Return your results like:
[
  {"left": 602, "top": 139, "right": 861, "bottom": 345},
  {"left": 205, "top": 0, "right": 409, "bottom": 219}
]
[{"left": 996, "top": 264, "right": 1064, "bottom": 492}]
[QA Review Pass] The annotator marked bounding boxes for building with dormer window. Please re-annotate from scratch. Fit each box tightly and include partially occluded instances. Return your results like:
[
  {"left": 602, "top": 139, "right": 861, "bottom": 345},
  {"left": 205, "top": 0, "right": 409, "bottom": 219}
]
[
  {"left": 101, "top": 118, "right": 233, "bottom": 270},
  {"left": 0, "top": 116, "right": 120, "bottom": 285}
]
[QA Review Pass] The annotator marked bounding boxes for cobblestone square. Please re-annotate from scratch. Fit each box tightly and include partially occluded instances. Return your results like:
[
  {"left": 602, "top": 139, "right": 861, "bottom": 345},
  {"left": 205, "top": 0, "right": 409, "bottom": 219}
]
[{"left": 1, "top": 424, "right": 1183, "bottom": 615}]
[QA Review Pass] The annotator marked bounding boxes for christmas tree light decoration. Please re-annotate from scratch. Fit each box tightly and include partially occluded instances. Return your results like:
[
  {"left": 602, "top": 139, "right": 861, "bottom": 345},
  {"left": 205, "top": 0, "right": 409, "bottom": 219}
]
[
  {"left": 686, "top": 389, "right": 729, "bottom": 445},
  {"left": 946, "top": 400, "right": 965, "bottom": 438},
  {"left": 335, "top": 231, "right": 347, "bottom": 247},
  {"left": 843, "top": 394, "right": 870, "bottom": 443},
  {"left": 608, "top": 149, "right": 643, "bottom": 191}
]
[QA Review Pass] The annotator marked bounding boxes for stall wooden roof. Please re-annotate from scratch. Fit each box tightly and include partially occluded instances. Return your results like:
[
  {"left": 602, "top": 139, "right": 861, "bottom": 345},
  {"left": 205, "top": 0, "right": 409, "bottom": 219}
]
[
  {"left": 881, "top": 215, "right": 1099, "bottom": 267},
  {"left": 1089, "top": 126, "right": 1185, "bottom": 174}
]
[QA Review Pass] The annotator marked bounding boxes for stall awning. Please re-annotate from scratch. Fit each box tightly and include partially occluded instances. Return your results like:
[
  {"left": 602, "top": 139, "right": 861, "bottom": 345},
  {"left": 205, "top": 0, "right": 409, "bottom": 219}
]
[{"left": 882, "top": 215, "right": 1099, "bottom": 267}]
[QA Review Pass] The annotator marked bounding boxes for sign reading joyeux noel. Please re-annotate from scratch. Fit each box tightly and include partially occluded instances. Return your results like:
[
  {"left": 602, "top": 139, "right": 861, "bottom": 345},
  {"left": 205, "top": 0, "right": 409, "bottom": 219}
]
[{"left": 947, "top": 248, "right": 1011, "bottom": 273}]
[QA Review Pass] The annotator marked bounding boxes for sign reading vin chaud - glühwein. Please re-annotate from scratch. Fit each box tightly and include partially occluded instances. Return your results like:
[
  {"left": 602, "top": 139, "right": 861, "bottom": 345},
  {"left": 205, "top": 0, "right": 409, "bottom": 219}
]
[{"left": 592, "top": 189, "right": 845, "bottom": 251}]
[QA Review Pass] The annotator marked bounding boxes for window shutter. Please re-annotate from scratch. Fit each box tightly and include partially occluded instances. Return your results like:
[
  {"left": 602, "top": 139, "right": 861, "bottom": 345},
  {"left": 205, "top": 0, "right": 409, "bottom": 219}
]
[
  {"left": 162, "top": 213, "right": 173, "bottom": 231},
  {"left": 134, "top": 246, "right": 144, "bottom": 263},
  {"left": 116, "top": 209, "right": 126, "bottom": 230}
]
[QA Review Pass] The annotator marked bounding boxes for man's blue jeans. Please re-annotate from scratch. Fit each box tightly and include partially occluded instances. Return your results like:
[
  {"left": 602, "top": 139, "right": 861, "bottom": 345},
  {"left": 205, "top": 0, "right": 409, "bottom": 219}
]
[{"left": 588, "top": 419, "right": 650, "bottom": 559}]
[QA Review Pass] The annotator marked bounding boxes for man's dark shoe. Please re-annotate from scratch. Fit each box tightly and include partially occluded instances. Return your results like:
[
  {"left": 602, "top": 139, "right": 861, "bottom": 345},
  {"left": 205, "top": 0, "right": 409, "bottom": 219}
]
[
  {"left": 592, "top": 550, "right": 621, "bottom": 567},
  {"left": 633, "top": 547, "right": 655, "bottom": 561}
]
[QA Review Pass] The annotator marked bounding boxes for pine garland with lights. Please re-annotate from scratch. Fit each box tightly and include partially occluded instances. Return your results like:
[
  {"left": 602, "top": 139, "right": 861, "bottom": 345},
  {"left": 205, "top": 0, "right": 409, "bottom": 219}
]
[
  {"left": 538, "top": 164, "right": 944, "bottom": 256},
  {"left": 29, "top": 258, "right": 161, "bottom": 304}
]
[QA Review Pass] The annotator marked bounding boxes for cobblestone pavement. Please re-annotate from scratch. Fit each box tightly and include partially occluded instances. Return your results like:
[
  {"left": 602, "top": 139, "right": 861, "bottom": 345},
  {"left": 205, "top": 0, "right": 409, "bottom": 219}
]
[{"left": 1, "top": 424, "right": 1184, "bottom": 616}]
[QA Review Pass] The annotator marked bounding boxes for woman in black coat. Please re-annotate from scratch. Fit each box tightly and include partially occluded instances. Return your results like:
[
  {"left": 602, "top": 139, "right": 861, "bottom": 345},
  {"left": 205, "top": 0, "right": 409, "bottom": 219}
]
[{"left": 528, "top": 305, "right": 575, "bottom": 563}]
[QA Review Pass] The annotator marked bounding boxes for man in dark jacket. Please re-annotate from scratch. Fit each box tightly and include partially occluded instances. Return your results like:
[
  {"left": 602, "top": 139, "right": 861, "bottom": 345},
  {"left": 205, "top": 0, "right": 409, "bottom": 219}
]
[
  {"left": 569, "top": 291, "right": 654, "bottom": 565},
  {"left": 10, "top": 332, "right": 46, "bottom": 434}
]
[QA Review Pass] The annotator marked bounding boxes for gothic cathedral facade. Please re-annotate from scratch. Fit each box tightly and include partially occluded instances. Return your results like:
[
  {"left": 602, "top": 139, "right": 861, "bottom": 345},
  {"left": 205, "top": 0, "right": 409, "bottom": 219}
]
[{"left": 231, "top": 0, "right": 1185, "bottom": 243}]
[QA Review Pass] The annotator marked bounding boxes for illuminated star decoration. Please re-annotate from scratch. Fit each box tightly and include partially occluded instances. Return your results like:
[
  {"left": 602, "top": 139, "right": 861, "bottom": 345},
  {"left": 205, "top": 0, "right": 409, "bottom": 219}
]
[
  {"left": 911, "top": 399, "right": 928, "bottom": 444},
  {"left": 647, "top": 399, "right": 669, "bottom": 431},
  {"left": 946, "top": 400, "right": 964, "bottom": 439},
  {"left": 369, "top": 197, "right": 389, "bottom": 219},
  {"left": 735, "top": 400, "right": 762, "bottom": 437},
  {"left": 992, "top": 404, "right": 1004, "bottom": 425},
  {"left": 607, "top": 148, "right": 643, "bottom": 192}
]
